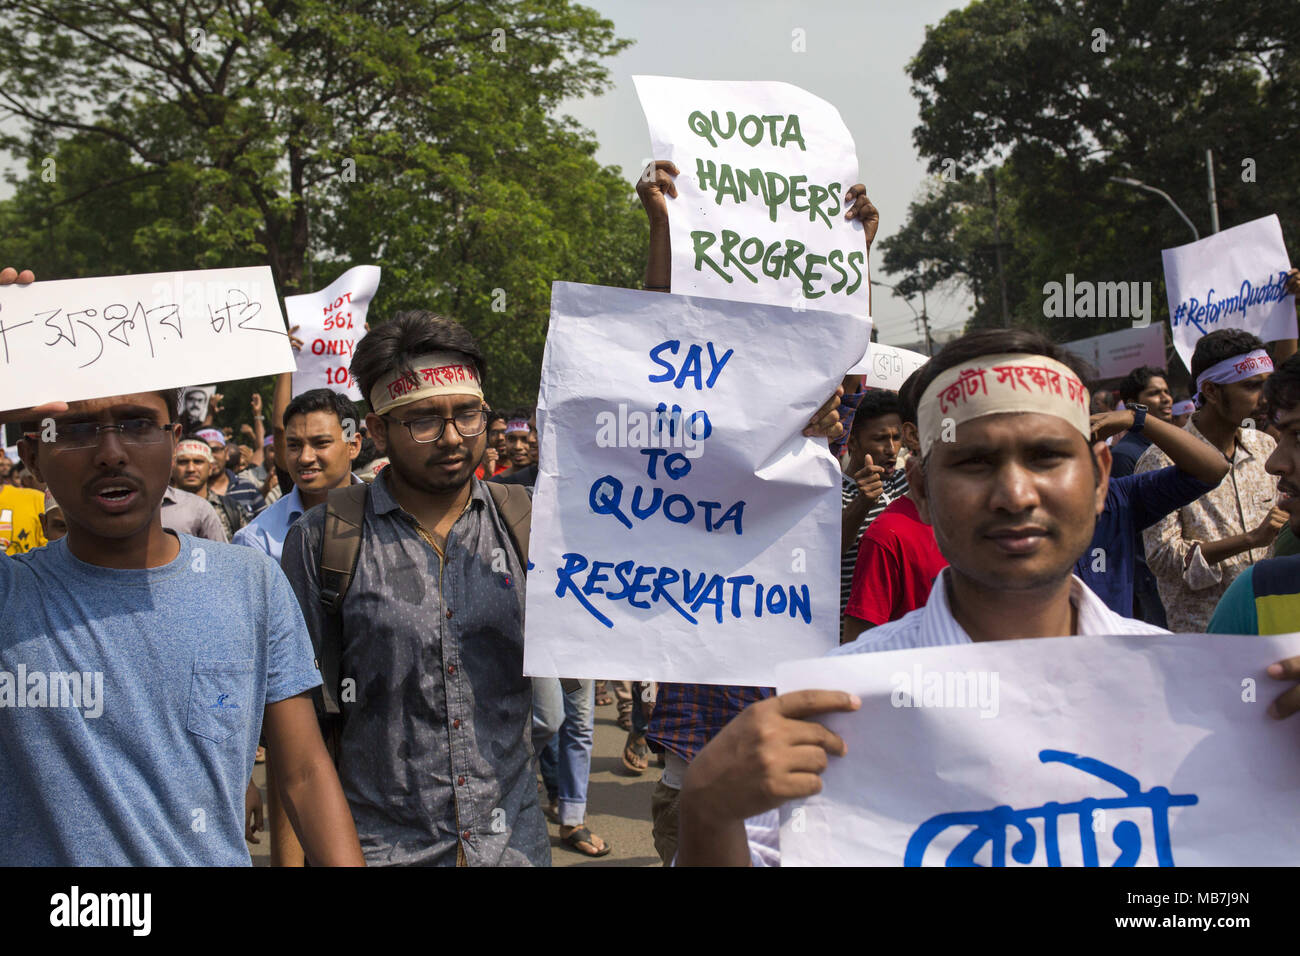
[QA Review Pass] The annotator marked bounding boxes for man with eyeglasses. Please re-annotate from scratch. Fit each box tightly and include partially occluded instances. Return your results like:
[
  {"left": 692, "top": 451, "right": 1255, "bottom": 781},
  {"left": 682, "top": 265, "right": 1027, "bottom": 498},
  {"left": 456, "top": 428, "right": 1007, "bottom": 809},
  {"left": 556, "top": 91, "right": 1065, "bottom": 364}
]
[
  {"left": 281, "top": 309, "right": 551, "bottom": 866},
  {"left": 0, "top": 263, "right": 364, "bottom": 866}
]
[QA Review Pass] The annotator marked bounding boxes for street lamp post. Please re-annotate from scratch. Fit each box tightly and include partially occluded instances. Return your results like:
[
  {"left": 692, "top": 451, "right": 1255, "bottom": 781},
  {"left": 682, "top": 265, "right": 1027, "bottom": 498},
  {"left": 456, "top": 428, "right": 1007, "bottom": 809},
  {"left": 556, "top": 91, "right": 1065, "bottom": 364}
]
[{"left": 1109, "top": 176, "right": 1200, "bottom": 242}]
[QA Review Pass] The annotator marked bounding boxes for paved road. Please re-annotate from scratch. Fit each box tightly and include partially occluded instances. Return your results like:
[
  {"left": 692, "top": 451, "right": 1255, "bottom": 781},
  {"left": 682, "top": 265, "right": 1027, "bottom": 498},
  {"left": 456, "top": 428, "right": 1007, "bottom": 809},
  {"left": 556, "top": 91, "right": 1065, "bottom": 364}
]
[{"left": 248, "top": 694, "right": 663, "bottom": 867}]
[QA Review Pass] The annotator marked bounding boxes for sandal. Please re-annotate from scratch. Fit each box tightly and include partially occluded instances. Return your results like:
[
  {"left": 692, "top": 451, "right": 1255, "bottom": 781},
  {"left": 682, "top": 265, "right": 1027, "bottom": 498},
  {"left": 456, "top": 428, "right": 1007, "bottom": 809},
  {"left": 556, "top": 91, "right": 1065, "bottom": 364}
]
[
  {"left": 594, "top": 681, "right": 615, "bottom": 707},
  {"left": 561, "top": 825, "right": 611, "bottom": 857},
  {"left": 616, "top": 698, "right": 633, "bottom": 731},
  {"left": 622, "top": 732, "right": 650, "bottom": 775}
]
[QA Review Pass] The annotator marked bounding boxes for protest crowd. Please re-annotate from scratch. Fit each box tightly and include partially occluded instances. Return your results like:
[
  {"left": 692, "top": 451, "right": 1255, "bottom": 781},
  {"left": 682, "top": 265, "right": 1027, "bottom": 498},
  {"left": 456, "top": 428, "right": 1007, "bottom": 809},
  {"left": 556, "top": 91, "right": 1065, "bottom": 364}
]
[{"left": 4, "top": 143, "right": 1300, "bottom": 870}]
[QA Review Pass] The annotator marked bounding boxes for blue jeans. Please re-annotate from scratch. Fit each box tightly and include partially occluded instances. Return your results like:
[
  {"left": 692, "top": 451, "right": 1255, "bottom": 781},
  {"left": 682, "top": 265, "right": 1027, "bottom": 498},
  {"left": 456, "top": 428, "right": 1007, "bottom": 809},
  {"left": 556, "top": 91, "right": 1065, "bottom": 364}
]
[
  {"left": 631, "top": 681, "right": 649, "bottom": 735},
  {"left": 531, "top": 677, "right": 565, "bottom": 756},
  {"left": 536, "top": 679, "right": 595, "bottom": 826}
]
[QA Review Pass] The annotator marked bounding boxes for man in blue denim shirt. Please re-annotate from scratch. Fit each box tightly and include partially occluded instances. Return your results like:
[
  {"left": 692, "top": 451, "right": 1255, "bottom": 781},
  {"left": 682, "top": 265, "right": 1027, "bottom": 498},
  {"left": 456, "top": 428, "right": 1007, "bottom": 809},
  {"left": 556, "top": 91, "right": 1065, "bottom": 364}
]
[{"left": 281, "top": 311, "right": 549, "bottom": 866}]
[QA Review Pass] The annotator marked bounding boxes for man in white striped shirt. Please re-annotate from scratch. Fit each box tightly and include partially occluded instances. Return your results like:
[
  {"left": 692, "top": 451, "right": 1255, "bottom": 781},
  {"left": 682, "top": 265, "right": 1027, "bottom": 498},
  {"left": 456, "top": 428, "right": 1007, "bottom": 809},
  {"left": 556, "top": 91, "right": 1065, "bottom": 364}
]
[{"left": 675, "top": 328, "right": 1171, "bottom": 866}]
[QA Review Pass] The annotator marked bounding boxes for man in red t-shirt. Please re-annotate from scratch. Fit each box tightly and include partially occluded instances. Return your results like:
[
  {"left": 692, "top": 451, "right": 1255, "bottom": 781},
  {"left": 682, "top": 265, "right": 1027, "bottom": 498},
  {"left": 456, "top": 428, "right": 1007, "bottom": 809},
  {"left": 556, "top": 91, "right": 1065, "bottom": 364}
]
[{"left": 843, "top": 367, "right": 947, "bottom": 642}]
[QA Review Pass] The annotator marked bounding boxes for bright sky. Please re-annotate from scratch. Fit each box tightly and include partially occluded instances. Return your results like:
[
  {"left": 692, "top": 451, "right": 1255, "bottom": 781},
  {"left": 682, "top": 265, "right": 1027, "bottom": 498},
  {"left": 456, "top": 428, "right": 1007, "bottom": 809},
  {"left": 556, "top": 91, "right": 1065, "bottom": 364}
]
[{"left": 561, "top": 0, "right": 972, "bottom": 347}]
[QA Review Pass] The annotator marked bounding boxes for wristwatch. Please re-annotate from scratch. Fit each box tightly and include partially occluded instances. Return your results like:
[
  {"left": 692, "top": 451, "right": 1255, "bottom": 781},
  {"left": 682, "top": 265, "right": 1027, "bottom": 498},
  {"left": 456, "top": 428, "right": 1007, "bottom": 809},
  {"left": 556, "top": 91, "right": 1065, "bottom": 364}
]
[{"left": 1129, "top": 403, "right": 1148, "bottom": 434}]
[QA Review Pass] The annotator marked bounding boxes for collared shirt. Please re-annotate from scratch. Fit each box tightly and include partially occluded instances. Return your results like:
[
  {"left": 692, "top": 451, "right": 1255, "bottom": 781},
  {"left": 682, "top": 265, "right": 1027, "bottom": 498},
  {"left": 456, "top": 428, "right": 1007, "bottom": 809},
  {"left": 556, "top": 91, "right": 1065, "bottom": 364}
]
[
  {"left": 280, "top": 471, "right": 548, "bottom": 867},
  {"left": 739, "top": 570, "right": 1167, "bottom": 866},
  {"left": 647, "top": 683, "right": 773, "bottom": 771},
  {"left": 841, "top": 468, "right": 908, "bottom": 614},
  {"left": 233, "top": 475, "right": 361, "bottom": 562},
  {"left": 160, "top": 485, "right": 227, "bottom": 543},
  {"left": 1135, "top": 419, "right": 1278, "bottom": 633}
]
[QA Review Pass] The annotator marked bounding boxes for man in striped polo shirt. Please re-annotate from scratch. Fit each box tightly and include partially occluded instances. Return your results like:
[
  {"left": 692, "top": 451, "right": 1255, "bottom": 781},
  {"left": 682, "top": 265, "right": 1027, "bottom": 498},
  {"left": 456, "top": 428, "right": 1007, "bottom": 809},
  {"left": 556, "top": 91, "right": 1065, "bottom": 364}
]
[
  {"left": 675, "top": 328, "right": 1181, "bottom": 866},
  {"left": 839, "top": 389, "right": 908, "bottom": 625}
]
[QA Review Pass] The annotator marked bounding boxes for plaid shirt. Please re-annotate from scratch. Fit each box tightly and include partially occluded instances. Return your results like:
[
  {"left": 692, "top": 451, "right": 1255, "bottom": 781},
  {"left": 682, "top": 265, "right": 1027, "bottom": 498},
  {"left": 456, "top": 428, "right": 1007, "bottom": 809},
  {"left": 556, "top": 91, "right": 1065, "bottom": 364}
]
[{"left": 646, "top": 682, "right": 773, "bottom": 763}]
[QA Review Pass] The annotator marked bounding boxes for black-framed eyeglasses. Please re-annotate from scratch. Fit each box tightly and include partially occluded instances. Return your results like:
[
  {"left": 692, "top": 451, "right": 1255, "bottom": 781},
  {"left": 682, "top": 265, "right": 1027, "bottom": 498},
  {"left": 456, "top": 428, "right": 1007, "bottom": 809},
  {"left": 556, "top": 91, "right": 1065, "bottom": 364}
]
[
  {"left": 24, "top": 418, "right": 175, "bottom": 452},
  {"left": 387, "top": 408, "right": 490, "bottom": 444}
]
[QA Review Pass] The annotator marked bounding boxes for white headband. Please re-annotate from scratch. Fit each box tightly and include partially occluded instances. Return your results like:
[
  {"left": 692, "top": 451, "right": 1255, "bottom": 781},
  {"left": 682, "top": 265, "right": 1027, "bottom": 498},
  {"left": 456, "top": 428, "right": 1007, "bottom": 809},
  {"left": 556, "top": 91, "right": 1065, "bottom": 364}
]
[
  {"left": 1171, "top": 399, "right": 1196, "bottom": 417},
  {"left": 176, "top": 439, "right": 214, "bottom": 462},
  {"left": 1194, "top": 349, "right": 1272, "bottom": 407},
  {"left": 917, "top": 353, "right": 1091, "bottom": 458},
  {"left": 370, "top": 351, "right": 484, "bottom": 414}
]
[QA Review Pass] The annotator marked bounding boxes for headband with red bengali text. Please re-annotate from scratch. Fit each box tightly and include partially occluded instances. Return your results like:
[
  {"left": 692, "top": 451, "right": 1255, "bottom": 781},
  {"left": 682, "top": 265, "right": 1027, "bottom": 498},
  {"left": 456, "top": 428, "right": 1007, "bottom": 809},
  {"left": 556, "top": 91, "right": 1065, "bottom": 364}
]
[
  {"left": 175, "top": 438, "right": 214, "bottom": 462},
  {"left": 369, "top": 352, "right": 484, "bottom": 414},
  {"left": 1194, "top": 349, "right": 1273, "bottom": 407},
  {"left": 916, "top": 353, "right": 1092, "bottom": 458}
]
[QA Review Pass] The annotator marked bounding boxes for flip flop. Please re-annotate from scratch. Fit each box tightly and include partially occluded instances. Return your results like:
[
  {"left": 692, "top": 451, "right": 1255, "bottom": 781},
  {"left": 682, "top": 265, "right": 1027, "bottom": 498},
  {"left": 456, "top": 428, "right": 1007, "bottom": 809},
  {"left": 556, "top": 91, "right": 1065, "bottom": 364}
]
[
  {"left": 562, "top": 826, "right": 611, "bottom": 857},
  {"left": 622, "top": 732, "right": 650, "bottom": 775}
]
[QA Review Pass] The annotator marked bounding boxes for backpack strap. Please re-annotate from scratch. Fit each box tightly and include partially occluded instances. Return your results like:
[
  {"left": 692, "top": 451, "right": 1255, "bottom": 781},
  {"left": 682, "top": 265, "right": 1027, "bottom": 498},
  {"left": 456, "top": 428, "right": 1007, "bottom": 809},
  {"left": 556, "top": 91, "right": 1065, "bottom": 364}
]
[
  {"left": 316, "top": 482, "right": 370, "bottom": 716},
  {"left": 485, "top": 480, "right": 531, "bottom": 568},
  {"left": 485, "top": 480, "right": 580, "bottom": 694},
  {"left": 217, "top": 495, "right": 244, "bottom": 538}
]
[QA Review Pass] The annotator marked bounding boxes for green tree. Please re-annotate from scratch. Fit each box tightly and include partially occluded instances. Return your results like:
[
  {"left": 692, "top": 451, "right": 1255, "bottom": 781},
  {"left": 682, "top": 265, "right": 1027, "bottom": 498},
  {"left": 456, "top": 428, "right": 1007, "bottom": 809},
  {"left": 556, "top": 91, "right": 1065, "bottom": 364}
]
[
  {"left": 0, "top": 0, "right": 646, "bottom": 409},
  {"left": 884, "top": 0, "right": 1300, "bottom": 352}
]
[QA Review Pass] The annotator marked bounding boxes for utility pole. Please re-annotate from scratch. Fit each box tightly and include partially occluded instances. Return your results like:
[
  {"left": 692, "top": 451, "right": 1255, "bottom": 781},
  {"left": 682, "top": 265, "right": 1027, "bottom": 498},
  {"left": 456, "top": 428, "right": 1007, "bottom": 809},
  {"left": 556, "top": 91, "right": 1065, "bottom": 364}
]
[
  {"left": 1206, "top": 148, "right": 1220, "bottom": 234},
  {"left": 988, "top": 169, "right": 1011, "bottom": 326}
]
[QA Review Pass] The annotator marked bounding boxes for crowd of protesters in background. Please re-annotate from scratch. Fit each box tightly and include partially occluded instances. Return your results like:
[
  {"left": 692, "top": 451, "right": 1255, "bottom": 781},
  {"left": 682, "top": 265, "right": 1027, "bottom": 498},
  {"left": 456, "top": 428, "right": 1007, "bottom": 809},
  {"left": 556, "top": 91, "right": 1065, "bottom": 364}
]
[{"left": 3, "top": 172, "right": 1300, "bottom": 870}]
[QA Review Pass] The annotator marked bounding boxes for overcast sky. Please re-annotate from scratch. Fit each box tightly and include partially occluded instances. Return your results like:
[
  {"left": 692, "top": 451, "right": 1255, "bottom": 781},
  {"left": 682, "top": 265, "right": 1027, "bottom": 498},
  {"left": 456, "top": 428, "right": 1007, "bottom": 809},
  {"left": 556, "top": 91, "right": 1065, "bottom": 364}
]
[{"left": 561, "top": 0, "right": 971, "bottom": 346}]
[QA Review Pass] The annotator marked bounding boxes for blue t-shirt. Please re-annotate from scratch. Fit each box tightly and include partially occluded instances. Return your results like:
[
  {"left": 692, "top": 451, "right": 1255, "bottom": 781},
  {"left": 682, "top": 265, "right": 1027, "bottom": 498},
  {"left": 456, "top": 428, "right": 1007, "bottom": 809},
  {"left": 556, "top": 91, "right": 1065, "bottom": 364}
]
[
  {"left": 1075, "top": 466, "right": 1215, "bottom": 616},
  {"left": 0, "top": 533, "right": 320, "bottom": 865},
  {"left": 1109, "top": 431, "right": 1152, "bottom": 479}
]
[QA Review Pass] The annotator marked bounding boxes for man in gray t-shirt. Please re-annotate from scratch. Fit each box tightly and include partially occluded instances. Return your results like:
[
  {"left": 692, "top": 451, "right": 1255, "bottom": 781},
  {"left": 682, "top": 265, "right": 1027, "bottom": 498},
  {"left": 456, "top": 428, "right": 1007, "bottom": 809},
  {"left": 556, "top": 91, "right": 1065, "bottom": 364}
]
[{"left": 0, "top": 366, "right": 363, "bottom": 865}]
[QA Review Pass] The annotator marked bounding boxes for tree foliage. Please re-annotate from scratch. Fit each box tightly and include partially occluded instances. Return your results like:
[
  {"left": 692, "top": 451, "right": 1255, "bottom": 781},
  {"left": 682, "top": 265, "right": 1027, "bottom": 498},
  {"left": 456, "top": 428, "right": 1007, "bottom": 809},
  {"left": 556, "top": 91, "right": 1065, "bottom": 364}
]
[
  {"left": 0, "top": 0, "right": 647, "bottom": 408},
  {"left": 882, "top": 0, "right": 1300, "bottom": 353}
]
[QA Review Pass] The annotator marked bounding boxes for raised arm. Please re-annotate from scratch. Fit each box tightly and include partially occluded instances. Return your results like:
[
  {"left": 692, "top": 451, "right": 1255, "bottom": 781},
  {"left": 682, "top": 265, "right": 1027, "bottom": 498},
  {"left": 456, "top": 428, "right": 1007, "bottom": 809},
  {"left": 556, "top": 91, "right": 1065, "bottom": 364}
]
[
  {"left": 636, "top": 160, "right": 677, "bottom": 292},
  {"left": 1091, "top": 410, "right": 1228, "bottom": 486}
]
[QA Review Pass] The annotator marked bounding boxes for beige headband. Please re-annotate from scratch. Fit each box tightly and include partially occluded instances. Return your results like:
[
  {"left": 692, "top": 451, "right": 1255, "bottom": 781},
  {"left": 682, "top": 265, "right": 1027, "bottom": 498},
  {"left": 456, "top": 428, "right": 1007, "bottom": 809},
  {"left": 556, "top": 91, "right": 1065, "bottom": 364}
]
[
  {"left": 175, "top": 439, "right": 214, "bottom": 462},
  {"left": 370, "top": 352, "right": 484, "bottom": 414},
  {"left": 916, "top": 353, "right": 1091, "bottom": 458}
]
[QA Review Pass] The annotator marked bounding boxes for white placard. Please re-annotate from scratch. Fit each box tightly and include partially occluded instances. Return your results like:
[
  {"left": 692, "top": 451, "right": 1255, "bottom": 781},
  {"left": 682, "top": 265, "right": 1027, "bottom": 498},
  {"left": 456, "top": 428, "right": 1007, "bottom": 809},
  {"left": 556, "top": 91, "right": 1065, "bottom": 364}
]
[
  {"left": 0, "top": 267, "right": 294, "bottom": 410},
  {"left": 1162, "top": 215, "right": 1297, "bottom": 372},
  {"left": 776, "top": 632, "right": 1300, "bottom": 866},
  {"left": 524, "top": 282, "right": 872, "bottom": 686},
  {"left": 284, "top": 265, "right": 380, "bottom": 400},
  {"left": 851, "top": 342, "right": 928, "bottom": 388},
  {"left": 633, "top": 75, "right": 870, "bottom": 317}
]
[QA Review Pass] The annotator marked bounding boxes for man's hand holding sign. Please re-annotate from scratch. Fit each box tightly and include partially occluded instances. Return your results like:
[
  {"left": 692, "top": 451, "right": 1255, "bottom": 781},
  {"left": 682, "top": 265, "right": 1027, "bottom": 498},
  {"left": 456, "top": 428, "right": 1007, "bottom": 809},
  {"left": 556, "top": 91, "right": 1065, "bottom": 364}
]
[{"left": 674, "top": 327, "right": 1300, "bottom": 866}]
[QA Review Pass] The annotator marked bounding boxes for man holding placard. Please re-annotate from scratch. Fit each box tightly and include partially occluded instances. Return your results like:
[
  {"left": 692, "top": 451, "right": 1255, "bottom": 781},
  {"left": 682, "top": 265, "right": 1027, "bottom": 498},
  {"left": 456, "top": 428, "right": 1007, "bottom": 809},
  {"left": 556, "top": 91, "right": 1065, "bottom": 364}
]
[
  {"left": 0, "top": 267, "right": 363, "bottom": 866},
  {"left": 674, "top": 328, "right": 1178, "bottom": 866}
]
